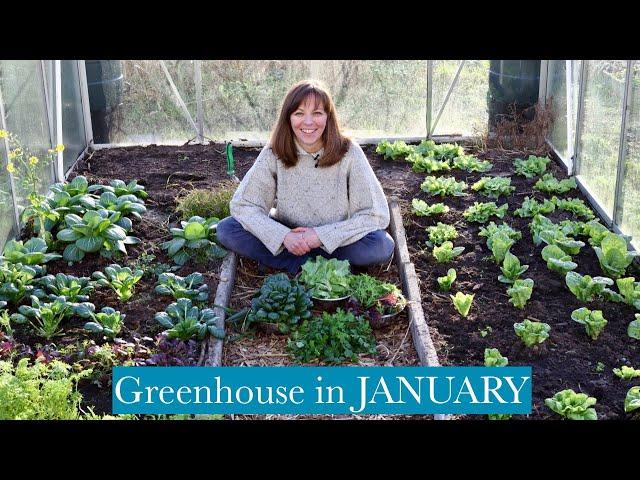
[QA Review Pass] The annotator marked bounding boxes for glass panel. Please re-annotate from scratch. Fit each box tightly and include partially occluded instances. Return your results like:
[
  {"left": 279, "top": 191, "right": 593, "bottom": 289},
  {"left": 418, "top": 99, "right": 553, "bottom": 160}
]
[
  {"left": 0, "top": 148, "right": 17, "bottom": 249},
  {"left": 61, "top": 60, "right": 86, "bottom": 172},
  {"left": 201, "top": 60, "right": 427, "bottom": 141},
  {"left": 546, "top": 60, "right": 568, "bottom": 158},
  {"left": 0, "top": 60, "right": 53, "bottom": 220},
  {"left": 107, "top": 60, "right": 195, "bottom": 144},
  {"left": 620, "top": 61, "right": 640, "bottom": 249},
  {"left": 576, "top": 60, "right": 626, "bottom": 219},
  {"left": 432, "top": 60, "right": 490, "bottom": 136}
]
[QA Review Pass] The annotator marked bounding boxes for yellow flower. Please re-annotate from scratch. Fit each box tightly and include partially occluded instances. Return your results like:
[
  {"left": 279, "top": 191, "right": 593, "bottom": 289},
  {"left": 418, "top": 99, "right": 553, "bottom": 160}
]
[
  {"left": 6, "top": 162, "right": 15, "bottom": 174},
  {"left": 29, "top": 156, "right": 39, "bottom": 166},
  {"left": 55, "top": 144, "right": 65, "bottom": 153},
  {"left": 0, "top": 130, "right": 7, "bottom": 139}
]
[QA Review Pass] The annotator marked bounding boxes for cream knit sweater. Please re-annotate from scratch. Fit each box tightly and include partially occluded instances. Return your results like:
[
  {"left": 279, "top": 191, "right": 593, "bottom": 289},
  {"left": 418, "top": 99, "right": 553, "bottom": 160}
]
[{"left": 229, "top": 140, "right": 389, "bottom": 256}]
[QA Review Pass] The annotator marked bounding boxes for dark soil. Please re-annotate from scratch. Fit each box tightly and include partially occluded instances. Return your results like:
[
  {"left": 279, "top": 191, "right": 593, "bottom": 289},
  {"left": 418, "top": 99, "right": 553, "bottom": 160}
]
[
  {"left": 6, "top": 140, "right": 638, "bottom": 420},
  {"left": 362, "top": 144, "right": 640, "bottom": 420}
]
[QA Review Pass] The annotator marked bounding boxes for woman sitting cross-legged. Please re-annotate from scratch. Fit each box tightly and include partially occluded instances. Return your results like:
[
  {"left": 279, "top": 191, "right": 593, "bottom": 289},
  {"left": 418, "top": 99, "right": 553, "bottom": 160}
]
[{"left": 216, "top": 79, "right": 394, "bottom": 275}]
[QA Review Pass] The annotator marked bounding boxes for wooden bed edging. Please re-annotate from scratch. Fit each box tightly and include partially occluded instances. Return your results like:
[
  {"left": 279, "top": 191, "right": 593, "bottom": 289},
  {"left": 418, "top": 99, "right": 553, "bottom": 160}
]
[
  {"left": 202, "top": 251, "right": 238, "bottom": 367},
  {"left": 388, "top": 196, "right": 449, "bottom": 421}
]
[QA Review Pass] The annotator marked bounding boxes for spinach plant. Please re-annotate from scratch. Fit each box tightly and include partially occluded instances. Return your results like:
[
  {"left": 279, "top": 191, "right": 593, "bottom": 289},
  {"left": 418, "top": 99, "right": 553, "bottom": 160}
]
[
  {"left": 246, "top": 273, "right": 313, "bottom": 333},
  {"left": 154, "top": 298, "right": 223, "bottom": 341},
  {"left": 162, "top": 216, "right": 226, "bottom": 266},
  {"left": 287, "top": 309, "right": 377, "bottom": 364},
  {"left": 92, "top": 264, "right": 143, "bottom": 301},
  {"left": 155, "top": 272, "right": 209, "bottom": 302}
]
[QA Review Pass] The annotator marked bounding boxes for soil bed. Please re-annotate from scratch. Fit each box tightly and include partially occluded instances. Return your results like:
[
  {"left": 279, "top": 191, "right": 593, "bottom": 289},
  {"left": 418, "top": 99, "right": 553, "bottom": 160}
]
[{"left": 362, "top": 143, "right": 640, "bottom": 420}]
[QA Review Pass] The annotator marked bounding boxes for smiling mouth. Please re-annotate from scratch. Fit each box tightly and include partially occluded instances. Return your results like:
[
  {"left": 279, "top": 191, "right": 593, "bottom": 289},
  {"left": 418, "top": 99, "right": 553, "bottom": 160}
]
[{"left": 301, "top": 129, "right": 316, "bottom": 134}]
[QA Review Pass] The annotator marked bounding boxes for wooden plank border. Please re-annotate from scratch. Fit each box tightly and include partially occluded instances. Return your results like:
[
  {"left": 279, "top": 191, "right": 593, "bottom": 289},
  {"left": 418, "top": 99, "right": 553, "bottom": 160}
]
[
  {"left": 388, "top": 196, "right": 449, "bottom": 420},
  {"left": 202, "top": 251, "right": 238, "bottom": 366}
]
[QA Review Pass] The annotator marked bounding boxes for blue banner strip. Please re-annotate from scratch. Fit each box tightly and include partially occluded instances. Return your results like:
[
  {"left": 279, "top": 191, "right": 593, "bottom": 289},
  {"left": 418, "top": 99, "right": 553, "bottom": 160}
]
[{"left": 112, "top": 366, "right": 532, "bottom": 415}]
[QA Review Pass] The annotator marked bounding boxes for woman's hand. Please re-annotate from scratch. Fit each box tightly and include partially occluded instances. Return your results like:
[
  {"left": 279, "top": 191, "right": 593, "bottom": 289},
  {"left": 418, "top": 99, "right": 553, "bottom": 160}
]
[
  {"left": 292, "top": 227, "right": 322, "bottom": 249},
  {"left": 284, "top": 231, "right": 311, "bottom": 256}
]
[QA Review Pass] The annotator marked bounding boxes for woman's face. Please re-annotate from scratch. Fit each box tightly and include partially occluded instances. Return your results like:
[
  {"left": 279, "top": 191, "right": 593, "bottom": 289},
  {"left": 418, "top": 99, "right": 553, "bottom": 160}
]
[{"left": 290, "top": 97, "right": 327, "bottom": 152}]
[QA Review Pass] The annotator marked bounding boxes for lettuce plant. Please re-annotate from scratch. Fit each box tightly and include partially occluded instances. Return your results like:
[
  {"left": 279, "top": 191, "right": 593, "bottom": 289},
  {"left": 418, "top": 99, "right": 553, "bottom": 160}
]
[
  {"left": 432, "top": 143, "right": 465, "bottom": 160},
  {"left": 432, "top": 242, "right": 465, "bottom": 263},
  {"left": 437, "top": 268, "right": 456, "bottom": 292},
  {"left": 479, "top": 222, "right": 522, "bottom": 243},
  {"left": 162, "top": 216, "right": 226, "bottom": 266},
  {"left": 498, "top": 252, "right": 529, "bottom": 284},
  {"left": 420, "top": 176, "right": 468, "bottom": 197},
  {"left": 426, "top": 222, "right": 458, "bottom": 247},
  {"left": 35, "top": 273, "right": 95, "bottom": 303},
  {"left": 488, "top": 232, "right": 515, "bottom": 265},
  {"left": 0, "top": 263, "right": 38, "bottom": 304},
  {"left": 452, "top": 155, "right": 492, "bottom": 172},
  {"left": 514, "top": 319, "right": 550, "bottom": 347},
  {"left": 450, "top": 292, "right": 474, "bottom": 317},
  {"left": 616, "top": 277, "right": 640, "bottom": 309},
  {"left": 544, "top": 389, "right": 597, "bottom": 420},
  {"left": 375, "top": 140, "right": 414, "bottom": 160},
  {"left": 534, "top": 174, "right": 577, "bottom": 194},
  {"left": 92, "top": 264, "right": 143, "bottom": 301},
  {"left": 287, "top": 309, "right": 377, "bottom": 364},
  {"left": 410, "top": 154, "right": 451, "bottom": 174},
  {"left": 299, "top": 256, "right": 351, "bottom": 299},
  {"left": 551, "top": 196, "right": 595, "bottom": 220},
  {"left": 247, "top": 273, "right": 313, "bottom": 333},
  {"left": 507, "top": 278, "right": 534, "bottom": 309},
  {"left": 155, "top": 272, "right": 209, "bottom": 302},
  {"left": 541, "top": 245, "right": 577, "bottom": 275},
  {"left": 593, "top": 232, "right": 639, "bottom": 279},
  {"left": 514, "top": 155, "right": 550, "bottom": 178},
  {"left": 484, "top": 348, "right": 508, "bottom": 367},
  {"left": 471, "top": 176, "right": 515, "bottom": 199},
  {"left": 80, "top": 305, "right": 125, "bottom": 339},
  {"left": 154, "top": 298, "right": 223, "bottom": 341},
  {"left": 571, "top": 307, "right": 607, "bottom": 340},
  {"left": 565, "top": 272, "right": 614, "bottom": 302},
  {"left": 629, "top": 314, "right": 640, "bottom": 340},
  {"left": 411, "top": 199, "right": 449, "bottom": 217},
  {"left": 613, "top": 366, "right": 640, "bottom": 380},
  {"left": 56, "top": 209, "right": 140, "bottom": 262},
  {"left": 584, "top": 220, "right": 610, "bottom": 247},
  {"left": 514, "top": 197, "right": 556, "bottom": 218},
  {"left": 463, "top": 202, "right": 508, "bottom": 224},
  {"left": 624, "top": 386, "right": 640, "bottom": 413}
]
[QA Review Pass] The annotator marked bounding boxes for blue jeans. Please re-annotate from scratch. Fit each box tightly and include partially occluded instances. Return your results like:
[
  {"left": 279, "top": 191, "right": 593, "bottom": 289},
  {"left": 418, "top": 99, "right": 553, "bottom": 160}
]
[{"left": 216, "top": 216, "right": 395, "bottom": 274}]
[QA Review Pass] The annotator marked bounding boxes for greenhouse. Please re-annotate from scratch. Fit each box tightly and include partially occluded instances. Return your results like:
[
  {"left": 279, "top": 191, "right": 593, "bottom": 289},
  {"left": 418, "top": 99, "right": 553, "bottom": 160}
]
[{"left": 0, "top": 59, "right": 638, "bottom": 420}]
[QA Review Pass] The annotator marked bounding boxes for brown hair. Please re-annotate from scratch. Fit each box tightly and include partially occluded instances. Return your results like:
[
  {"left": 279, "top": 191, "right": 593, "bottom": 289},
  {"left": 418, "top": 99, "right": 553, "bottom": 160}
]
[{"left": 270, "top": 79, "right": 350, "bottom": 168}]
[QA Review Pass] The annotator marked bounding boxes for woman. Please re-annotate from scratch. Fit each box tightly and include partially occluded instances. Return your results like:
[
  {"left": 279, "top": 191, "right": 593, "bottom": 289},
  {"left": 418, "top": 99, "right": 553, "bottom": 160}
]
[{"left": 216, "top": 79, "right": 394, "bottom": 274}]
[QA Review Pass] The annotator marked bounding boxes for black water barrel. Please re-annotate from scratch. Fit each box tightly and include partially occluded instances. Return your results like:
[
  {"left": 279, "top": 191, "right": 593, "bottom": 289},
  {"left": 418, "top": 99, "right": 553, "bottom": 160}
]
[
  {"left": 487, "top": 60, "right": 540, "bottom": 129},
  {"left": 85, "top": 60, "right": 123, "bottom": 143}
]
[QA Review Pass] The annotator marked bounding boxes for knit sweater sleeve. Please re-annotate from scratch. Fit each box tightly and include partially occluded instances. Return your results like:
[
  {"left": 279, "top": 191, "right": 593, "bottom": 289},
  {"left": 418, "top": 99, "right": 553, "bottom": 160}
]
[
  {"left": 229, "top": 146, "right": 291, "bottom": 256},
  {"left": 314, "top": 143, "right": 390, "bottom": 253}
]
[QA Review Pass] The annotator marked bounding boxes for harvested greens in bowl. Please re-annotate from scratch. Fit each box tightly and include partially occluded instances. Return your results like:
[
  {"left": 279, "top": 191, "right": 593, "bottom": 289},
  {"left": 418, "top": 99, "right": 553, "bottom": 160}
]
[{"left": 298, "top": 256, "right": 352, "bottom": 300}]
